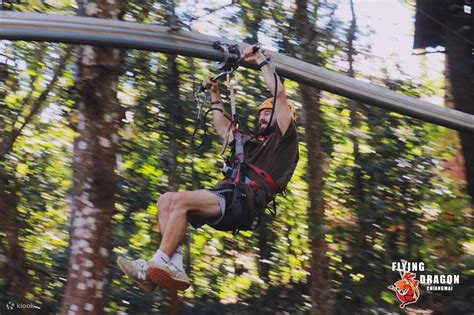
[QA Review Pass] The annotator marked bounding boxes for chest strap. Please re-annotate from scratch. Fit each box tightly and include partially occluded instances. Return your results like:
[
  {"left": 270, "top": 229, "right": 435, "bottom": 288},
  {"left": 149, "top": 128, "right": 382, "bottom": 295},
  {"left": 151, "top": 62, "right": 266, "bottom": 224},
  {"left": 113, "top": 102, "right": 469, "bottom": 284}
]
[{"left": 246, "top": 163, "right": 281, "bottom": 193}]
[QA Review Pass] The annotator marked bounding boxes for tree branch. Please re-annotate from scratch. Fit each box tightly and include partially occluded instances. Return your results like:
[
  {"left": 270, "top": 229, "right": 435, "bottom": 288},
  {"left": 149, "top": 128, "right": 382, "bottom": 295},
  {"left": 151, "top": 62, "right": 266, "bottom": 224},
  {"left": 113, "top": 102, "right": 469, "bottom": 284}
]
[
  {"left": 187, "top": 2, "right": 236, "bottom": 22},
  {"left": 8, "top": 44, "right": 47, "bottom": 134},
  {"left": 412, "top": 49, "right": 446, "bottom": 56},
  {"left": 0, "top": 46, "right": 74, "bottom": 156}
]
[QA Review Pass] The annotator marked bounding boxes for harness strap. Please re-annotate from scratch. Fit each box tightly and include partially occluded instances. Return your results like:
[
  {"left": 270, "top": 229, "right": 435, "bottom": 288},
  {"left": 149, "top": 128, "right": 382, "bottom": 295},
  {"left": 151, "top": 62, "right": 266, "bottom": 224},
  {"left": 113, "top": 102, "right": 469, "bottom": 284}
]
[
  {"left": 232, "top": 165, "right": 241, "bottom": 184},
  {"left": 246, "top": 163, "right": 281, "bottom": 193},
  {"left": 228, "top": 72, "right": 237, "bottom": 120},
  {"left": 220, "top": 122, "right": 234, "bottom": 157},
  {"left": 220, "top": 71, "right": 239, "bottom": 158},
  {"left": 233, "top": 129, "right": 245, "bottom": 163},
  {"left": 225, "top": 129, "right": 280, "bottom": 194}
]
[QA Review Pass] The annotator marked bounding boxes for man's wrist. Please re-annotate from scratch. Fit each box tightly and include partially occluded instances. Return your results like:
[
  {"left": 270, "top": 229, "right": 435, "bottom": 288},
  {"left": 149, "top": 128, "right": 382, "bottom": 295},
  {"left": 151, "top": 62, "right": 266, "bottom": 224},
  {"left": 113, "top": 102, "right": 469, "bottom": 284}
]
[
  {"left": 210, "top": 95, "right": 222, "bottom": 103},
  {"left": 256, "top": 56, "right": 267, "bottom": 65},
  {"left": 258, "top": 60, "right": 270, "bottom": 70}
]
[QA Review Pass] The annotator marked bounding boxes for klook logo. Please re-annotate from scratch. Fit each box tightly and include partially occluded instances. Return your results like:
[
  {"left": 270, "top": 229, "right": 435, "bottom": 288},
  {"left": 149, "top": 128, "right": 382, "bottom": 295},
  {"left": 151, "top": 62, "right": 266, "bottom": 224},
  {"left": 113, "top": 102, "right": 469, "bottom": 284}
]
[
  {"left": 4, "top": 301, "right": 40, "bottom": 311},
  {"left": 6, "top": 301, "right": 15, "bottom": 310}
]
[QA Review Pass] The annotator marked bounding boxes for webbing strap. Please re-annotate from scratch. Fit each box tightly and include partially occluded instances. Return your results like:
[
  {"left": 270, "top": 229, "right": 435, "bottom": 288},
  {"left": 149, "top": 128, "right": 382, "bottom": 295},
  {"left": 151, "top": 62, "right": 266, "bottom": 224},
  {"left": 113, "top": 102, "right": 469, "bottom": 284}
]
[
  {"left": 220, "top": 71, "right": 238, "bottom": 158},
  {"left": 234, "top": 130, "right": 245, "bottom": 163},
  {"left": 247, "top": 163, "right": 281, "bottom": 193},
  {"left": 228, "top": 72, "right": 237, "bottom": 120},
  {"left": 220, "top": 122, "right": 234, "bottom": 158}
]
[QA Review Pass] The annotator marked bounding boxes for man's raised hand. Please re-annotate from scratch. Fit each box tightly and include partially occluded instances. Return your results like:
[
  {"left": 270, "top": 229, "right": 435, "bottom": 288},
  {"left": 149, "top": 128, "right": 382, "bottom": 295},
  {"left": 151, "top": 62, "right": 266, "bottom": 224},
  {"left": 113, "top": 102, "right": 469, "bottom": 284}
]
[
  {"left": 202, "top": 77, "right": 219, "bottom": 93},
  {"left": 242, "top": 44, "right": 266, "bottom": 63}
]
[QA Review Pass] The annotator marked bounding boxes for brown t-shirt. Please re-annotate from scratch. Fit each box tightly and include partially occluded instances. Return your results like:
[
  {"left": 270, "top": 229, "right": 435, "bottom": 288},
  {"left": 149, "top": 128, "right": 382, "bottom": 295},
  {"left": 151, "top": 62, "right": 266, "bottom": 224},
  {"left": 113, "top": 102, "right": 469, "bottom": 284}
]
[
  {"left": 243, "top": 121, "right": 299, "bottom": 195},
  {"left": 212, "top": 120, "right": 299, "bottom": 218}
]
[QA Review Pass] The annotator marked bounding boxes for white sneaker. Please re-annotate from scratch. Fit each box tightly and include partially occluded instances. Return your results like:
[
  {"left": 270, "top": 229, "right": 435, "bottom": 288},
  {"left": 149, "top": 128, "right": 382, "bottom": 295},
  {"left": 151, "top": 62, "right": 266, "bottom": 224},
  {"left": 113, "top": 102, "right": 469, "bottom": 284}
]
[
  {"left": 117, "top": 257, "right": 156, "bottom": 292},
  {"left": 147, "top": 261, "right": 190, "bottom": 291}
]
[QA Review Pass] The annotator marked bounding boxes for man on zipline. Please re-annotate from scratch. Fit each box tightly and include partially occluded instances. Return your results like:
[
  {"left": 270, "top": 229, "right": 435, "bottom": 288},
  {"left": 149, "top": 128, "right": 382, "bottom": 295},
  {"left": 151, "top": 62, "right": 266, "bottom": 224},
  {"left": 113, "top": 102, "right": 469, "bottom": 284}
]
[{"left": 117, "top": 45, "right": 299, "bottom": 291}]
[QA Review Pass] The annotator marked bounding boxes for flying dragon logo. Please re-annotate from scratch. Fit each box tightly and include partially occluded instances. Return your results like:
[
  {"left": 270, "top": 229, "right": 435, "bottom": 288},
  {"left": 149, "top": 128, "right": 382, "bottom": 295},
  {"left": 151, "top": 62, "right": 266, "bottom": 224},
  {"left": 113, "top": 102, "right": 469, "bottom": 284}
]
[{"left": 388, "top": 271, "right": 420, "bottom": 309}]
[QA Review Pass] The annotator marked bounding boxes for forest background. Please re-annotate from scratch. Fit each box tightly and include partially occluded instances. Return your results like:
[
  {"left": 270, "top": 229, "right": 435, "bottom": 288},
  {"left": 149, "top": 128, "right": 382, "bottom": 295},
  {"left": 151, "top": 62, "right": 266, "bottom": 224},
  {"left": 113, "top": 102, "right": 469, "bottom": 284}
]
[{"left": 0, "top": 0, "right": 473, "bottom": 314}]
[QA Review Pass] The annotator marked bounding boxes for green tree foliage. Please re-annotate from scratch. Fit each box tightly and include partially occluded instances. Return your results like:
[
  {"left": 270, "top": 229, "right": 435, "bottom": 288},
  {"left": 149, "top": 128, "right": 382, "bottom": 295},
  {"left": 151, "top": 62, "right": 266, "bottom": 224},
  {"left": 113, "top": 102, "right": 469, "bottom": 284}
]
[
  {"left": 0, "top": 38, "right": 73, "bottom": 311},
  {"left": 1, "top": 0, "right": 472, "bottom": 314}
]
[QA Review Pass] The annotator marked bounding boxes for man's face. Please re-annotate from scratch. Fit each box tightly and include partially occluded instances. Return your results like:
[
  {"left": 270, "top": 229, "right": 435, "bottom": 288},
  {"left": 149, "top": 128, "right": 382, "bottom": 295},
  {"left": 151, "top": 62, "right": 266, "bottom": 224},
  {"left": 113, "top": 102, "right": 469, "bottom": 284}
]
[{"left": 258, "top": 108, "right": 274, "bottom": 130}]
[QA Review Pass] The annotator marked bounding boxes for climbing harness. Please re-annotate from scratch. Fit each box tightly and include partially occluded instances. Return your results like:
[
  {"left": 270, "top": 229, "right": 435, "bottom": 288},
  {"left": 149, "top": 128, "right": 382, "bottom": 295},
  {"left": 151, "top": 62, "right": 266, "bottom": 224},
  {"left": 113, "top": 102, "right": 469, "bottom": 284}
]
[{"left": 192, "top": 42, "right": 283, "bottom": 231}]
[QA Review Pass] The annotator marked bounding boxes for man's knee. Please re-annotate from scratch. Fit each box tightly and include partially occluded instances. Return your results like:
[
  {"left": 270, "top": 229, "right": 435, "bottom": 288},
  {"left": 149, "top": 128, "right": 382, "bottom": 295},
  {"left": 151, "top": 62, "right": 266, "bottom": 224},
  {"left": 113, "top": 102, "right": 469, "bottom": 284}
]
[
  {"left": 158, "top": 192, "right": 176, "bottom": 214},
  {"left": 168, "top": 192, "right": 190, "bottom": 215}
]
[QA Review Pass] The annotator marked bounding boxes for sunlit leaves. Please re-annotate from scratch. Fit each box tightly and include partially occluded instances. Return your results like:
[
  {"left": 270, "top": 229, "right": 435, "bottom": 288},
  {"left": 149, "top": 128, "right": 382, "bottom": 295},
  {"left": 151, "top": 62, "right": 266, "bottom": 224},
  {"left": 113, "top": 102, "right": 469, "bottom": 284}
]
[{"left": 1, "top": 0, "right": 471, "bottom": 313}]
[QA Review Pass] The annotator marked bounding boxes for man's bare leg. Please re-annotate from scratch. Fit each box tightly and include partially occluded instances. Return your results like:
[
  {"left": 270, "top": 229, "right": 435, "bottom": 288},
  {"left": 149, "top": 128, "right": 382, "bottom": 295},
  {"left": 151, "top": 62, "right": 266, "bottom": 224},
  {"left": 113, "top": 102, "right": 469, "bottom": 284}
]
[
  {"left": 150, "top": 192, "right": 181, "bottom": 267},
  {"left": 159, "top": 190, "right": 220, "bottom": 255},
  {"left": 154, "top": 192, "right": 175, "bottom": 236},
  {"left": 117, "top": 190, "right": 220, "bottom": 291},
  {"left": 147, "top": 190, "right": 221, "bottom": 290},
  {"left": 116, "top": 192, "right": 176, "bottom": 292}
]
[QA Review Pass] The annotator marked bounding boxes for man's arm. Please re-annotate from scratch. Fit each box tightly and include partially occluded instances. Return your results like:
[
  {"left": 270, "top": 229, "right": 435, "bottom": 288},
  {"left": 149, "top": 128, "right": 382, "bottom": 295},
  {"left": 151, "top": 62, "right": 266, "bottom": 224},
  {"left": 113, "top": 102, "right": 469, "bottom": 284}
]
[
  {"left": 202, "top": 78, "right": 233, "bottom": 141},
  {"left": 243, "top": 45, "right": 293, "bottom": 135}
]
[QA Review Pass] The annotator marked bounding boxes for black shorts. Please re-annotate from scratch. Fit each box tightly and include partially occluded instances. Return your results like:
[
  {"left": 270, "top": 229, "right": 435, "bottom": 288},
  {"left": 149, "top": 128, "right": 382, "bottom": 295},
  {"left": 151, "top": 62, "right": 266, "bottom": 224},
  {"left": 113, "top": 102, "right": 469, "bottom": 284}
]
[{"left": 187, "top": 186, "right": 255, "bottom": 232}]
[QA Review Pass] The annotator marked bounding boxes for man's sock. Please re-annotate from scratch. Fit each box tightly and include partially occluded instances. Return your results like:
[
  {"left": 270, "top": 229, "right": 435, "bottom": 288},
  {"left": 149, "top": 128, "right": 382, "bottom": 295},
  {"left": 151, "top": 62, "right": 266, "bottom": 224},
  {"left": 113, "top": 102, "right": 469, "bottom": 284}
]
[
  {"left": 151, "top": 249, "right": 170, "bottom": 266},
  {"left": 170, "top": 245, "right": 183, "bottom": 270}
]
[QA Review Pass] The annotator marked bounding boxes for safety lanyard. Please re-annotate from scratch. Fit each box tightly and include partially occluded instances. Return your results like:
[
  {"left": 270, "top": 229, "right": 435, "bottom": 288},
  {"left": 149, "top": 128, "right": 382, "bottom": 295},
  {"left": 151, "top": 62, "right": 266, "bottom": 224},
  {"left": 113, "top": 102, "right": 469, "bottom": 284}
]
[{"left": 220, "top": 70, "right": 239, "bottom": 158}]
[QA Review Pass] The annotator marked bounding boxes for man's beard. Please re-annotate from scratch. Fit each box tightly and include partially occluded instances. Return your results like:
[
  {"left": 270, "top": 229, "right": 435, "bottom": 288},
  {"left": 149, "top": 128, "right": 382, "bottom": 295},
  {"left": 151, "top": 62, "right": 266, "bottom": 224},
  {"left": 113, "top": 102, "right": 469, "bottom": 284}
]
[{"left": 256, "top": 122, "right": 276, "bottom": 136}]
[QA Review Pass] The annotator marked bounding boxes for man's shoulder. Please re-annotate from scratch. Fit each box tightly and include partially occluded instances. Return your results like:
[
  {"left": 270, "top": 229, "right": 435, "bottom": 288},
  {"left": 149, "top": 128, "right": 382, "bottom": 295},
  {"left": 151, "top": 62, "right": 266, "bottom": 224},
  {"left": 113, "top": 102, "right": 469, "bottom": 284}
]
[{"left": 275, "top": 119, "right": 298, "bottom": 141}]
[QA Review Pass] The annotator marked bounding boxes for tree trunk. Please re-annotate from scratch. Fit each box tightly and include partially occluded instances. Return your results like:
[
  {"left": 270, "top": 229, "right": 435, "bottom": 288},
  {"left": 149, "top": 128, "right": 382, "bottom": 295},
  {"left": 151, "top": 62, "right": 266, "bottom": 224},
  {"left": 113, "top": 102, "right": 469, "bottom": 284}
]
[
  {"left": 161, "top": 1, "right": 185, "bottom": 311},
  {"left": 444, "top": 16, "right": 474, "bottom": 220},
  {"left": 294, "top": 0, "right": 332, "bottom": 313},
  {"left": 0, "top": 167, "right": 30, "bottom": 303},
  {"left": 61, "top": 1, "right": 124, "bottom": 314},
  {"left": 160, "top": 53, "right": 182, "bottom": 315},
  {"left": 300, "top": 88, "right": 331, "bottom": 315},
  {"left": 240, "top": 0, "right": 274, "bottom": 288},
  {"left": 164, "top": 54, "right": 182, "bottom": 192},
  {"left": 346, "top": 2, "right": 373, "bottom": 301},
  {"left": 347, "top": 0, "right": 369, "bottom": 257}
]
